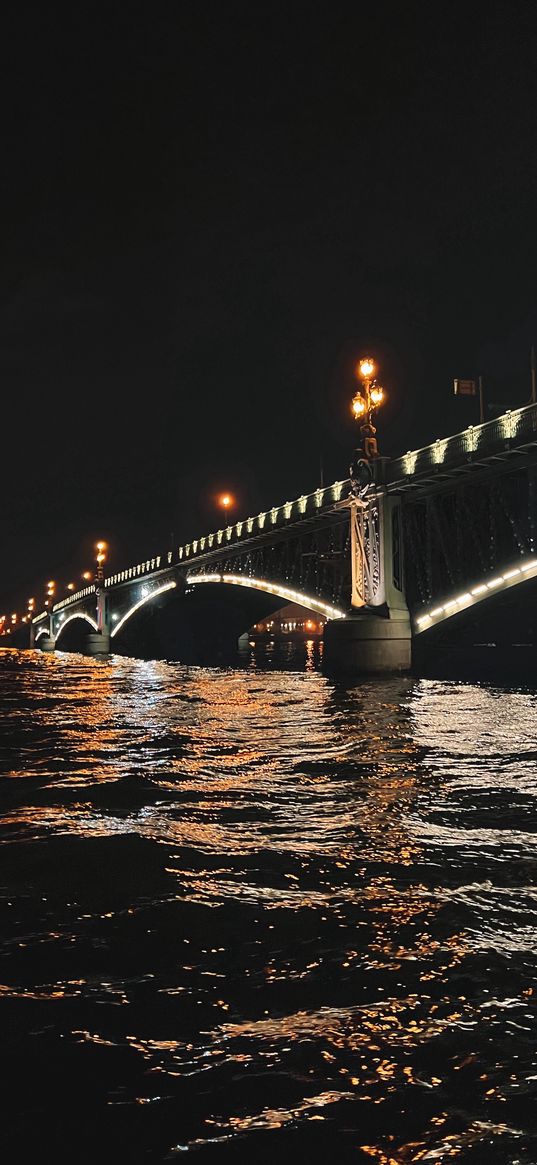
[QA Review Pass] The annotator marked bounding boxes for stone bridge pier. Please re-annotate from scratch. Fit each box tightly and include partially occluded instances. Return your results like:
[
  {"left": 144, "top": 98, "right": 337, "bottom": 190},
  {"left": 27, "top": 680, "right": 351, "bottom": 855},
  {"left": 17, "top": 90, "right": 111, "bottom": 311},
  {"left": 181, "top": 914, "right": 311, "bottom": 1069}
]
[{"left": 323, "top": 481, "right": 411, "bottom": 674}]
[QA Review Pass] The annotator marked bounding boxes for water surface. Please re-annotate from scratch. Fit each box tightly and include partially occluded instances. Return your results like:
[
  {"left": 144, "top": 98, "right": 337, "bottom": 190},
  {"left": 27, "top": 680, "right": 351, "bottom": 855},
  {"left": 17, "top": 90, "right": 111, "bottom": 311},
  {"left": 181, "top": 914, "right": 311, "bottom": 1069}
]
[{"left": 1, "top": 647, "right": 536, "bottom": 1162}]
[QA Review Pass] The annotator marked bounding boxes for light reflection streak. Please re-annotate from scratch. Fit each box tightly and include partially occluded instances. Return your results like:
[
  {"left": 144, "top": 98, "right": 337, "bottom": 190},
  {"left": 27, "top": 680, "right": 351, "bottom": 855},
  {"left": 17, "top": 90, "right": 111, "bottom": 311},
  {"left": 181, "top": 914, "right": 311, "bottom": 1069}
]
[{"left": 2, "top": 657, "right": 537, "bottom": 1158}]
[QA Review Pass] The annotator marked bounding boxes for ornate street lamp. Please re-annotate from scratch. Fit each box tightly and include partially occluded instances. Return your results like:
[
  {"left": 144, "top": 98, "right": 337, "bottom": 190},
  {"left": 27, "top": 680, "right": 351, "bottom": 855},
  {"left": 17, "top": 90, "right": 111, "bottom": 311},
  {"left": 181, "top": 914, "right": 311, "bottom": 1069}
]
[
  {"left": 351, "top": 357, "right": 386, "bottom": 459},
  {"left": 95, "top": 542, "right": 107, "bottom": 635},
  {"left": 95, "top": 541, "right": 107, "bottom": 585},
  {"left": 349, "top": 358, "right": 387, "bottom": 498}
]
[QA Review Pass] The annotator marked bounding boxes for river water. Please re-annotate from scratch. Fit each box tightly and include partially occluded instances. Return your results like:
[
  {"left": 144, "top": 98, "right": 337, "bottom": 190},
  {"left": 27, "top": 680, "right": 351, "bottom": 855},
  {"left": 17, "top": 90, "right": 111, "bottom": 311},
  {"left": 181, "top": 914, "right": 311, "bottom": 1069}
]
[{"left": 1, "top": 645, "right": 537, "bottom": 1163}]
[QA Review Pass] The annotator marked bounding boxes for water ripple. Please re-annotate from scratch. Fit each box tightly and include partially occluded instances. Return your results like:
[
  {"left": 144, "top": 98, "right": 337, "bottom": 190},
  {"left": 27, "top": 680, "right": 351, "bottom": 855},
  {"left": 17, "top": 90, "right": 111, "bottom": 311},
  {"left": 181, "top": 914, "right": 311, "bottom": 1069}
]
[{"left": 1, "top": 649, "right": 537, "bottom": 1161}]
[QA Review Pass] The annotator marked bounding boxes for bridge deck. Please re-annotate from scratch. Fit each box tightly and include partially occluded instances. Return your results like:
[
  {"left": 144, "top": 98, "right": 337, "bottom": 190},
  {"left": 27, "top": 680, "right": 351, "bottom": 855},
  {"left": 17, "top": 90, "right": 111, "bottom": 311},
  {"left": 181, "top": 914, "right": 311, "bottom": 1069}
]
[{"left": 43, "top": 402, "right": 537, "bottom": 620}]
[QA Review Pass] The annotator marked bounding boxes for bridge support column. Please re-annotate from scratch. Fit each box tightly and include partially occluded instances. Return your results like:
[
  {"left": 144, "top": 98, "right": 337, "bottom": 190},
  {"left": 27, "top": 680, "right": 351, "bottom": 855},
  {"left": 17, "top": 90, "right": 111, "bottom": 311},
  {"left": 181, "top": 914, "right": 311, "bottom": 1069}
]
[
  {"left": 324, "top": 491, "right": 411, "bottom": 674},
  {"left": 84, "top": 631, "right": 111, "bottom": 655},
  {"left": 37, "top": 611, "right": 56, "bottom": 652},
  {"left": 38, "top": 636, "right": 56, "bottom": 652},
  {"left": 324, "top": 609, "right": 411, "bottom": 673},
  {"left": 83, "top": 586, "right": 111, "bottom": 653}
]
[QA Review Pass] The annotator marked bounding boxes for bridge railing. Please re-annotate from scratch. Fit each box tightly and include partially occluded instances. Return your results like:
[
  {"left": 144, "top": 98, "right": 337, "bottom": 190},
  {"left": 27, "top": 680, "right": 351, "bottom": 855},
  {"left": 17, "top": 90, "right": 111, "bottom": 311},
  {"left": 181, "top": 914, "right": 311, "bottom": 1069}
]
[
  {"left": 52, "top": 585, "right": 96, "bottom": 611},
  {"left": 388, "top": 401, "right": 537, "bottom": 484},
  {"left": 174, "top": 480, "right": 349, "bottom": 566},
  {"left": 101, "top": 484, "right": 351, "bottom": 590},
  {"left": 64, "top": 402, "right": 537, "bottom": 600},
  {"left": 105, "top": 556, "right": 165, "bottom": 589}
]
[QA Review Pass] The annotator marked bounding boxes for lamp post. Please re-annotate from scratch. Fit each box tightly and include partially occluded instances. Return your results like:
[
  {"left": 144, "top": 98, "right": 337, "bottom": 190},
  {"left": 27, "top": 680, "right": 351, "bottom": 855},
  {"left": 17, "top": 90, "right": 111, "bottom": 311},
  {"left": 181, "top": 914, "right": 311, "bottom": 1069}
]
[
  {"left": 218, "top": 493, "right": 234, "bottom": 524},
  {"left": 44, "top": 581, "right": 55, "bottom": 637},
  {"left": 95, "top": 542, "right": 106, "bottom": 584},
  {"left": 95, "top": 542, "right": 107, "bottom": 632},
  {"left": 324, "top": 354, "right": 411, "bottom": 672},
  {"left": 27, "top": 597, "right": 35, "bottom": 646},
  {"left": 351, "top": 357, "right": 385, "bottom": 458},
  {"left": 349, "top": 358, "right": 386, "bottom": 498}
]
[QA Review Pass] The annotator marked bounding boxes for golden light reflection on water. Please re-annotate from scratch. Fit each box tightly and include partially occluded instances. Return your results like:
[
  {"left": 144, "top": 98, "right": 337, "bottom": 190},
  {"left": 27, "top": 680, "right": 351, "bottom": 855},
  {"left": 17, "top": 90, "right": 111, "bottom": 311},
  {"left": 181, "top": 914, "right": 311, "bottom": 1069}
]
[
  {"left": 360, "top": 1118, "right": 522, "bottom": 1163},
  {"left": 2, "top": 651, "right": 537, "bottom": 1159}
]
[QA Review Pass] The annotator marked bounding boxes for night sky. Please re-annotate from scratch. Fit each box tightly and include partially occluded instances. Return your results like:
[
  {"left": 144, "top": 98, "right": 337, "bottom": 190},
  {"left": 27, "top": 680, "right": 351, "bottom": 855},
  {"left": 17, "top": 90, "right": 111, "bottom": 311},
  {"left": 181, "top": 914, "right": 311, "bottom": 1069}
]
[{"left": 2, "top": 3, "right": 537, "bottom": 613}]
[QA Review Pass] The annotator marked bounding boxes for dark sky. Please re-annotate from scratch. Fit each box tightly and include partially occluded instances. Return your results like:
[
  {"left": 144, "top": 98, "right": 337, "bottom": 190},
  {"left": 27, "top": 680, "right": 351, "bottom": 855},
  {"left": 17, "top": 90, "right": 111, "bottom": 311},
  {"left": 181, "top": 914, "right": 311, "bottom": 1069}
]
[{"left": 2, "top": 2, "right": 537, "bottom": 612}]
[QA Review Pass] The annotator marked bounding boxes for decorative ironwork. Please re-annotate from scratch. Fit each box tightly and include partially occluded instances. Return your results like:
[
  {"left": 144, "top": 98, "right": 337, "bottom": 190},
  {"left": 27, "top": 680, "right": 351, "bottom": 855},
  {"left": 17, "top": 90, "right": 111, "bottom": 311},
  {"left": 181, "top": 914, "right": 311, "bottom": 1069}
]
[
  {"left": 403, "top": 460, "right": 537, "bottom": 612},
  {"left": 186, "top": 512, "right": 351, "bottom": 610}
]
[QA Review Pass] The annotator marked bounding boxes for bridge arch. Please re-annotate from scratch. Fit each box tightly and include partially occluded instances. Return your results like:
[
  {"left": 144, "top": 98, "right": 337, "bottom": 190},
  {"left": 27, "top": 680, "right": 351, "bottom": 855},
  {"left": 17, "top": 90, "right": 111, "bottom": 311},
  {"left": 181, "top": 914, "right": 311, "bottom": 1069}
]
[
  {"left": 55, "top": 612, "right": 98, "bottom": 642},
  {"left": 185, "top": 572, "right": 346, "bottom": 621},
  {"left": 110, "top": 581, "right": 177, "bottom": 639},
  {"left": 414, "top": 556, "right": 537, "bottom": 634}
]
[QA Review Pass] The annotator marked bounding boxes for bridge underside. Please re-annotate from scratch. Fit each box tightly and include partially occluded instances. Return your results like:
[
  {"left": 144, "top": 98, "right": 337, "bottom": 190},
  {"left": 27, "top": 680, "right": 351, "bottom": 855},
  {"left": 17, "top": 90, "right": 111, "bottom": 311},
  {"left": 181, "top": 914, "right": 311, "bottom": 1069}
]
[
  {"left": 403, "top": 451, "right": 537, "bottom": 677},
  {"left": 107, "top": 583, "right": 301, "bottom": 663},
  {"left": 413, "top": 571, "right": 537, "bottom": 679},
  {"left": 404, "top": 458, "right": 537, "bottom": 613}
]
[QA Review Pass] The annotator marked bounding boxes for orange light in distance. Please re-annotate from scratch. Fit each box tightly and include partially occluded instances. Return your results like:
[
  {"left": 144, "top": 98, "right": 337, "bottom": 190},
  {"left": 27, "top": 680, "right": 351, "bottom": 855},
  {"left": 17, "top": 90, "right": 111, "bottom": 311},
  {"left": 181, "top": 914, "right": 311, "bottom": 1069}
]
[
  {"left": 219, "top": 493, "right": 234, "bottom": 511},
  {"left": 82, "top": 571, "right": 92, "bottom": 581}
]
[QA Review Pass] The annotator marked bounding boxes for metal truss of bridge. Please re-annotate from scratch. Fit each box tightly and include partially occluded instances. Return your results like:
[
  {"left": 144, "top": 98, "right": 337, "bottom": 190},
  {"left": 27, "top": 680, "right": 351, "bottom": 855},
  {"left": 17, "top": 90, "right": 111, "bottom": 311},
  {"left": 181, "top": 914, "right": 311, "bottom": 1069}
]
[{"left": 32, "top": 401, "right": 537, "bottom": 672}]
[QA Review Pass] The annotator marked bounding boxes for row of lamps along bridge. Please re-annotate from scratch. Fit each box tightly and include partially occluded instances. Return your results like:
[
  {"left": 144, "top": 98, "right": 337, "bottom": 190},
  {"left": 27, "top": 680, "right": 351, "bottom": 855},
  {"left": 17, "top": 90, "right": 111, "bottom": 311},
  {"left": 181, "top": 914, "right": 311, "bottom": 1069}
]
[
  {"left": 5, "top": 349, "right": 537, "bottom": 637},
  {"left": 2, "top": 359, "right": 384, "bottom": 635},
  {"left": 0, "top": 542, "right": 107, "bottom": 636}
]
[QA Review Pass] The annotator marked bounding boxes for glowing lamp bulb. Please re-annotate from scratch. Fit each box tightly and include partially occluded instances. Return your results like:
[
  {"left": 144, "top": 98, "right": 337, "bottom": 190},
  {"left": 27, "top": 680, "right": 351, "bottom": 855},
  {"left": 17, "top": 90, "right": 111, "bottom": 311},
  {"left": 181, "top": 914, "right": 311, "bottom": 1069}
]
[
  {"left": 352, "top": 394, "right": 367, "bottom": 417},
  {"left": 96, "top": 541, "right": 106, "bottom": 552},
  {"left": 370, "top": 385, "right": 384, "bottom": 406},
  {"left": 357, "top": 358, "right": 376, "bottom": 380},
  {"left": 219, "top": 493, "right": 233, "bottom": 509}
]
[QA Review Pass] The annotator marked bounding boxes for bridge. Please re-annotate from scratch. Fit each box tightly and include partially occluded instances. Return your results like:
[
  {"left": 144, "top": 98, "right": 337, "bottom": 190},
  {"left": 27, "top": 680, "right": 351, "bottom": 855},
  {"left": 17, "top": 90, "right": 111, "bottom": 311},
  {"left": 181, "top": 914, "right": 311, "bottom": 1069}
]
[{"left": 31, "top": 401, "right": 537, "bottom": 672}]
